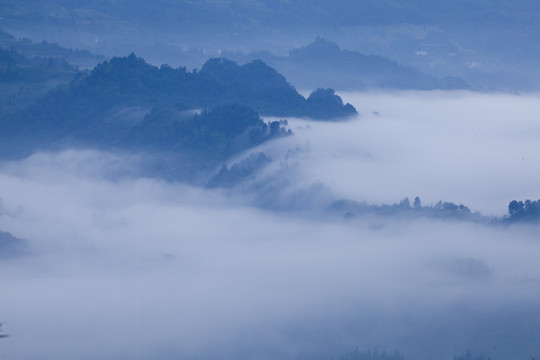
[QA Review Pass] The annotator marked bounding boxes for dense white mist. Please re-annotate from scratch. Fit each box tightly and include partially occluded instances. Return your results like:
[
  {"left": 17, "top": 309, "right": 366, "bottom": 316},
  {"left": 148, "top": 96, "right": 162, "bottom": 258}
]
[
  {"left": 1, "top": 92, "right": 540, "bottom": 360},
  {"left": 283, "top": 91, "right": 540, "bottom": 216}
]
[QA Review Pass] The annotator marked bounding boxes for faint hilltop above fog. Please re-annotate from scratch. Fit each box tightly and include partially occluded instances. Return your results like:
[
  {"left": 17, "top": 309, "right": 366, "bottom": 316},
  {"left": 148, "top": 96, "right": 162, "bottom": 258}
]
[{"left": 224, "top": 37, "right": 470, "bottom": 91}]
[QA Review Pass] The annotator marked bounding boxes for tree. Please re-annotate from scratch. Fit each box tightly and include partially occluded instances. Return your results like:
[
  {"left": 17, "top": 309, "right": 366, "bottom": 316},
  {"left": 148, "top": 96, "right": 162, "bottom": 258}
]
[
  {"left": 399, "top": 197, "right": 411, "bottom": 208},
  {"left": 413, "top": 196, "right": 422, "bottom": 209},
  {"left": 508, "top": 200, "right": 524, "bottom": 216},
  {"left": 506, "top": 199, "right": 540, "bottom": 222}
]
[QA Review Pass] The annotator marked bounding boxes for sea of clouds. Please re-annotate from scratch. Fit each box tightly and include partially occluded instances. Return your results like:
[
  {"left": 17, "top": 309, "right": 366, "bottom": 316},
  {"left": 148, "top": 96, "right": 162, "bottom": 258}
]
[{"left": 1, "top": 91, "right": 539, "bottom": 360}]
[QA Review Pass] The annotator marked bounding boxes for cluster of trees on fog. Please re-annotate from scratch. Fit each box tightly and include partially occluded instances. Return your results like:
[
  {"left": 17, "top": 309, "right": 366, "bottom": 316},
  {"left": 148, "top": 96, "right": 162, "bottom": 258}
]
[
  {"left": 505, "top": 199, "right": 540, "bottom": 223},
  {"left": 330, "top": 196, "right": 478, "bottom": 222},
  {"left": 329, "top": 196, "right": 540, "bottom": 224}
]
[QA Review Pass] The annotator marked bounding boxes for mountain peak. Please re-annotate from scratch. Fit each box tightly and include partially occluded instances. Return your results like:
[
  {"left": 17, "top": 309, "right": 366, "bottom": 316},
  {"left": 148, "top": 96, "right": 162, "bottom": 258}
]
[
  {"left": 290, "top": 37, "right": 342, "bottom": 59},
  {"left": 200, "top": 57, "right": 238, "bottom": 74}
]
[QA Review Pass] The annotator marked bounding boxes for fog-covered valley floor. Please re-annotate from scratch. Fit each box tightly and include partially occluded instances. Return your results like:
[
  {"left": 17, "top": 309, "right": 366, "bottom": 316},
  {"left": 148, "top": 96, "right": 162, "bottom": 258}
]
[
  {"left": 1, "top": 92, "right": 540, "bottom": 360},
  {"left": 290, "top": 91, "right": 540, "bottom": 216}
]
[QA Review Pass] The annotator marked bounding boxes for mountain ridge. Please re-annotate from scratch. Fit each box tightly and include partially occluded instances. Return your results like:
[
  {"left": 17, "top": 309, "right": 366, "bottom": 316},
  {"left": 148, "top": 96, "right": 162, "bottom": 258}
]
[{"left": 225, "top": 37, "right": 470, "bottom": 91}]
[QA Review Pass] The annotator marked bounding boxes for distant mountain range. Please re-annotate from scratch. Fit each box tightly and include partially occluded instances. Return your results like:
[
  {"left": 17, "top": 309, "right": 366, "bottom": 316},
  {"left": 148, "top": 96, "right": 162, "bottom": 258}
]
[
  {"left": 2, "top": 0, "right": 538, "bottom": 90},
  {"left": 0, "top": 45, "right": 77, "bottom": 113},
  {"left": 0, "top": 30, "right": 104, "bottom": 116},
  {"left": 225, "top": 37, "right": 469, "bottom": 90},
  {"left": 0, "top": 29, "right": 105, "bottom": 69},
  {"left": 0, "top": 47, "right": 75, "bottom": 83},
  {"left": 1, "top": 29, "right": 470, "bottom": 93}
]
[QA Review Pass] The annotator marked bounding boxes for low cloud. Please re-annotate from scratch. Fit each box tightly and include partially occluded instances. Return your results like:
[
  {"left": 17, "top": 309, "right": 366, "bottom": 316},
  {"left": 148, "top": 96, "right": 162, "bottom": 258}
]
[
  {"left": 268, "top": 91, "right": 540, "bottom": 216},
  {"left": 1, "top": 92, "right": 540, "bottom": 360}
]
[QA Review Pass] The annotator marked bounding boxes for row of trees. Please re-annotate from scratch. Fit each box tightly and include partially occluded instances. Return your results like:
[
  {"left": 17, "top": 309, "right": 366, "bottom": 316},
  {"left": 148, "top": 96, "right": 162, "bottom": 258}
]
[
  {"left": 506, "top": 199, "right": 540, "bottom": 222},
  {"left": 331, "top": 196, "right": 479, "bottom": 222},
  {"left": 336, "top": 196, "right": 540, "bottom": 224}
]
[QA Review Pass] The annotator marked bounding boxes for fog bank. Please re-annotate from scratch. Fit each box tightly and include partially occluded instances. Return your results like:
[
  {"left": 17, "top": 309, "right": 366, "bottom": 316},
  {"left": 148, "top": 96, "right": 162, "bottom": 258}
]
[
  {"left": 273, "top": 91, "right": 540, "bottom": 216},
  {"left": 1, "top": 92, "right": 540, "bottom": 360}
]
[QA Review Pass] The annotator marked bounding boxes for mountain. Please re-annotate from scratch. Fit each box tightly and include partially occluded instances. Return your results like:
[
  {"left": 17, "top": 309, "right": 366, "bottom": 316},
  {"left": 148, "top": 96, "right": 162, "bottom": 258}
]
[
  {"left": 0, "top": 46, "right": 75, "bottom": 83},
  {"left": 0, "top": 29, "right": 105, "bottom": 69},
  {"left": 2, "top": 0, "right": 538, "bottom": 90},
  {"left": 0, "top": 45, "right": 79, "bottom": 116},
  {"left": 225, "top": 38, "right": 469, "bottom": 90},
  {"left": 0, "top": 29, "right": 107, "bottom": 116},
  {"left": 123, "top": 104, "right": 291, "bottom": 181},
  {"left": 1, "top": 53, "right": 354, "bottom": 139},
  {"left": 0, "top": 53, "right": 354, "bottom": 180},
  {"left": 128, "top": 104, "right": 290, "bottom": 158}
]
